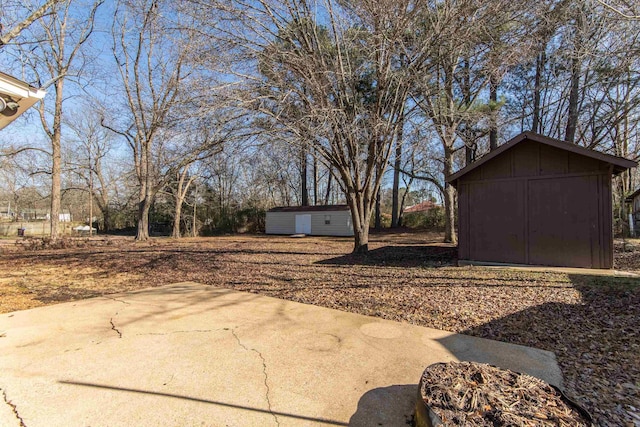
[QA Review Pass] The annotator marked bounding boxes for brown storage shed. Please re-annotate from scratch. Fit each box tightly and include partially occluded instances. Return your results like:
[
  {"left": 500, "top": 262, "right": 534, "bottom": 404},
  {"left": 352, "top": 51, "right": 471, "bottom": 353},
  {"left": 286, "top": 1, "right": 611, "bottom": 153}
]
[{"left": 447, "top": 132, "right": 637, "bottom": 269}]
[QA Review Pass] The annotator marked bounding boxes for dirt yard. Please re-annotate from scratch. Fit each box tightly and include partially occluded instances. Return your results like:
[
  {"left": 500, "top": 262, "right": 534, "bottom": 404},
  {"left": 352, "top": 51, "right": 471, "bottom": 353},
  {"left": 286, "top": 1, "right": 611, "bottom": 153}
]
[{"left": 0, "top": 232, "right": 638, "bottom": 426}]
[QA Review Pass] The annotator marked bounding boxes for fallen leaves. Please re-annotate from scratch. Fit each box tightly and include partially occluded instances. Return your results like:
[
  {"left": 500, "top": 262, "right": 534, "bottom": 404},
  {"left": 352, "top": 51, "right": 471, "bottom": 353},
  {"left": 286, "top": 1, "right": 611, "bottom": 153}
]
[{"left": 0, "top": 233, "right": 638, "bottom": 426}]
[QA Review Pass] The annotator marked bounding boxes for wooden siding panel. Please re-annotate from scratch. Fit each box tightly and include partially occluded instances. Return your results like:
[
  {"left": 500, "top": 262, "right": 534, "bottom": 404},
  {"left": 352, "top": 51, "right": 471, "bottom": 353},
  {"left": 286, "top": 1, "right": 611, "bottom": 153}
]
[
  {"left": 528, "top": 176, "right": 599, "bottom": 268},
  {"left": 480, "top": 152, "right": 513, "bottom": 180},
  {"left": 460, "top": 167, "right": 482, "bottom": 183},
  {"left": 539, "top": 145, "right": 569, "bottom": 175},
  {"left": 512, "top": 141, "right": 540, "bottom": 177},
  {"left": 458, "top": 184, "right": 470, "bottom": 260},
  {"left": 468, "top": 181, "right": 526, "bottom": 264},
  {"left": 601, "top": 173, "right": 613, "bottom": 268},
  {"left": 568, "top": 153, "right": 602, "bottom": 174}
]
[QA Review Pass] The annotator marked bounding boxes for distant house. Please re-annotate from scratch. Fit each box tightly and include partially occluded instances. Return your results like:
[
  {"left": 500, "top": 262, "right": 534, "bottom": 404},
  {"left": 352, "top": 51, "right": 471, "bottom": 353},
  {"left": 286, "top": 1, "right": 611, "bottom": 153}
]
[
  {"left": 404, "top": 201, "right": 439, "bottom": 214},
  {"left": 0, "top": 204, "right": 12, "bottom": 219},
  {"left": 18, "top": 209, "right": 71, "bottom": 222},
  {"left": 447, "top": 132, "right": 636, "bottom": 269},
  {"left": 59, "top": 212, "right": 72, "bottom": 222},
  {"left": 20, "top": 208, "right": 49, "bottom": 221},
  {"left": 266, "top": 205, "right": 354, "bottom": 236}
]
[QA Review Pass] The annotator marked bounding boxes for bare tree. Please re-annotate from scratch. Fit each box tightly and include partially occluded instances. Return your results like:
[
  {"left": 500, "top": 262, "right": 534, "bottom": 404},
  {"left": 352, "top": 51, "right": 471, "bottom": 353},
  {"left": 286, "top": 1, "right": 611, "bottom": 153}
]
[
  {"left": 169, "top": 164, "right": 198, "bottom": 238},
  {"left": 16, "top": 0, "right": 102, "bottom": 240},
  {"left": 65, "top": 107, "right": 121, "bottom": 231},
  {"left": 410, "top": 0, "right": 534, "bottom": 244},
  {"left": 104, "top": 0, "right": 230, "bottom": 240},
  {"left": 213, "top": 0, "right": 424, "bottom": 253},
  {"left": 0, "top": 0, "right": 62, "bottom": 47}
]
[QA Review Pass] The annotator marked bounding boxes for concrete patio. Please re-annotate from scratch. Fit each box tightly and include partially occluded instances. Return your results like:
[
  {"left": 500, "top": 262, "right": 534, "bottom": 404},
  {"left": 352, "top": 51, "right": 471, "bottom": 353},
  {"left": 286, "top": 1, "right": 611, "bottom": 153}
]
[{"left": 0, "top": 283, "right": 563, "bottom": 426}]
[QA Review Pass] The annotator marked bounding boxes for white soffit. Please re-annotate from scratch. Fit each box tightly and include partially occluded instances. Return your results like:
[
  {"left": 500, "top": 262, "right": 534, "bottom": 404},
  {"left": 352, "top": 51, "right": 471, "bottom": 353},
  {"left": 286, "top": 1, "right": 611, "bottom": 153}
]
[{"left": 0, "top": 71, "right": 46, "bottom": 130}]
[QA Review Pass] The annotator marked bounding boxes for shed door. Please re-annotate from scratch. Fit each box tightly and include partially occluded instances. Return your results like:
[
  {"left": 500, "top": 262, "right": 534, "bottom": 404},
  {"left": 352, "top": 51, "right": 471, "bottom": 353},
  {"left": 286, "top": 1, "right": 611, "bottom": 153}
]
[
  {"left": 295, "top": 214, "right": 312, "bottom": 234},
  {"left": 528, "top": 176, "right": 599, "bottom": 268},
  {"left": 468, "top": 181, "right": 526, "bottom": 264}
]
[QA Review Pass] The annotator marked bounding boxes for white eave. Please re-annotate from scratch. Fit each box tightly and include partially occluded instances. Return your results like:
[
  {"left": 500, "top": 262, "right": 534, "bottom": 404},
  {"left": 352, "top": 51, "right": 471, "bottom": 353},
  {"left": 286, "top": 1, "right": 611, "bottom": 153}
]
[{"left": 0, "top": 71, "right": 46, "bottom": 130}]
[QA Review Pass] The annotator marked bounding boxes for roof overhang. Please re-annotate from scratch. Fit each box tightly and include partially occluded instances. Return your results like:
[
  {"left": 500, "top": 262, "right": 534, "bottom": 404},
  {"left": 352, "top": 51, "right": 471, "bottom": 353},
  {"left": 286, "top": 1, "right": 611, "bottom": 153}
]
[
  {"left": 447, "top": 132, "right": 638, "bottom": 186},
  {"left": 0, "top": 71, "right": 46, "bottom": 130}
]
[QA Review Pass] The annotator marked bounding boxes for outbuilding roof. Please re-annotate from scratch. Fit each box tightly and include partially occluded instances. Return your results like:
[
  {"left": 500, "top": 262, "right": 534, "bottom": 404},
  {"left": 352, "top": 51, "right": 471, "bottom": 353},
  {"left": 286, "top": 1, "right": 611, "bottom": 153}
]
[
  {"left": 268, "top": 205, "right": 350, "bottom": 213},
  {"left": 404, "top": 201, "right": 439, "bottom": 213},
  {"left": 447, "top": 132, "right": 637, "bottom": 185}
]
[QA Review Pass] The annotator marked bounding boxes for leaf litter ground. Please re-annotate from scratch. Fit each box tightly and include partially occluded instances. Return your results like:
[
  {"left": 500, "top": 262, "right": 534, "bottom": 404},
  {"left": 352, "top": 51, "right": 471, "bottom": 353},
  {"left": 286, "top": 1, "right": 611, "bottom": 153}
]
[{"left": 0, "top": 232, "right": 638, "bottom": 426}]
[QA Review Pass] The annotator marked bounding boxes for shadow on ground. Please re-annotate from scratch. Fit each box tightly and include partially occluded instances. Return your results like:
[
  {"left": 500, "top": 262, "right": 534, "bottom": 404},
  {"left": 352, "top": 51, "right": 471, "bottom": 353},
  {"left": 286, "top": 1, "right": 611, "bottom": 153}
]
[
  {"left": 349, "top": 384, "right": 416, "bottom": 426},
  {"left": 317, "top": 245, "right": 457, "bottom": 268},
  {"left": 453, "top": 274, "right": 640, "bottom": 425},
  {"left": 60, "top": 381, "right": 350, "bottom": 426}
]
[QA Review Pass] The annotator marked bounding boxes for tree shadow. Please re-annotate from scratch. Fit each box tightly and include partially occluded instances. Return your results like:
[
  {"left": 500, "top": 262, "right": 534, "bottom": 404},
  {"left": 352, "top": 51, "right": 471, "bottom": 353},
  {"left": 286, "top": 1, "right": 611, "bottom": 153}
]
[
  {"left": 59, "top": 380, "right": 349, "bottom": 426},
  {"left": 448, "top": 274, "right": 640, "bottom": 425},
  {"left": 348, "top": 384, "right": 416, "bottom": 426},
  {"left": 317, "top": 245, "right": 457, "bottom": 268}
]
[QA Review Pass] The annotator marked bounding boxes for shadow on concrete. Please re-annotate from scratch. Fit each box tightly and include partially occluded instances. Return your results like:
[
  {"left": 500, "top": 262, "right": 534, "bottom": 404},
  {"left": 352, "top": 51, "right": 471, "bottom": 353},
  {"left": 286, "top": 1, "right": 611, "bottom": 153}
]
[
  {"left": 60, "top": 380, "right": 349, "bottom": 426},
  {"left": 102, "top": 284, "right": 279, "bottom": 331},
  {"left": 317, "top": 245, "right": 457, "bottom": 268},
  {"left": 348, "top": 384, "right": 416, "bottom": 427}
]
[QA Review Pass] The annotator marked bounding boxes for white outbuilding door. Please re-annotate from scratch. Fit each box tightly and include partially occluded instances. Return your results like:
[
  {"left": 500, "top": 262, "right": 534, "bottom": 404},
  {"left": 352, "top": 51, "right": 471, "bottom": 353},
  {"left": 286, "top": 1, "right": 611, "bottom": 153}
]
[{"left": 295, "top": 214, "right": 312, "bottom": 234}]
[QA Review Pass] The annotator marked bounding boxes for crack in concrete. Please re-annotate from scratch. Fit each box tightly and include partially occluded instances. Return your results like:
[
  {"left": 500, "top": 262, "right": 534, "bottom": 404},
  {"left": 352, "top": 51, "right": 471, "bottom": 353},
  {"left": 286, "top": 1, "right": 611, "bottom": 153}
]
[
  {"left": 136, "top": 329, "right": 214, "bottom": 336},
  {"left": 104, "top": 297, "right": 130, "bottom": 305},
  {"left": 2, "top": 388, "right": 26, "bottom": 427},
  {"left": 109, "top": 318, "right": 122, "bottom": 338},
  {"left": 228, "top": 328, "right": 279, "bottom": 427}
]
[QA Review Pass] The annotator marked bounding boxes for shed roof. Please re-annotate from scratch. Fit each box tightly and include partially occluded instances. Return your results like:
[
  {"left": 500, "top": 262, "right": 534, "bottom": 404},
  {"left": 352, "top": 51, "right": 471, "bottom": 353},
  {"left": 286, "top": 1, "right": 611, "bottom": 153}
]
[
  {"left": 268, "top": 205, "right": 350, "bottom": 213},
  {"left": 447, "top": 132, "right": 637, "bottom": 185}
]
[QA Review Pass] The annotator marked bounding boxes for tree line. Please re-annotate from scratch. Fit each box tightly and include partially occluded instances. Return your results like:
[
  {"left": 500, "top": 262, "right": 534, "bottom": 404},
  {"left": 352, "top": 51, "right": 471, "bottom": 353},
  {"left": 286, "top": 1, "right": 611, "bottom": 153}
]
[{"left": 0, "top": 0, "right": 638, "bottom": 252}]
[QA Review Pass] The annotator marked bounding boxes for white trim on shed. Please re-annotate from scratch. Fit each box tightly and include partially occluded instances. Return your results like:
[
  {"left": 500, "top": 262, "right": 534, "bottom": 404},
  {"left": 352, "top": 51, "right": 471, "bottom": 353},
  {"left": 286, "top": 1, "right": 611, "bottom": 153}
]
[{"left": 266, "top": 206, "right": 354, "bottom": 236}]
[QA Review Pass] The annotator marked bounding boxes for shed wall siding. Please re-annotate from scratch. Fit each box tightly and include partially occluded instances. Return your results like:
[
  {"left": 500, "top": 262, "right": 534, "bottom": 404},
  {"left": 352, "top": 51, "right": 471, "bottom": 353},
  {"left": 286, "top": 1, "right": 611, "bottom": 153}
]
[
  {"left": 459, "top": 140, "right": 611, "bottom": 185},
  {"left": 457, "top": 139, "right": 615, "bottom": 269},
  {"left": 266, "top": 210, "right": 353, "bottom": 236},
  {"left": 265, "top": 212, "right": 296, "bottom": 234}
]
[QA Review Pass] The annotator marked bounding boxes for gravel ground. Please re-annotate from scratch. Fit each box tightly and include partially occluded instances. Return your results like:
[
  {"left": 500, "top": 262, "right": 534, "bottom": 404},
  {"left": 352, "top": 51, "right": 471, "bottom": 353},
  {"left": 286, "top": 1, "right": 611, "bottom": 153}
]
[{"left": 0, "top": 233, "right": 638, "bottom": 426}]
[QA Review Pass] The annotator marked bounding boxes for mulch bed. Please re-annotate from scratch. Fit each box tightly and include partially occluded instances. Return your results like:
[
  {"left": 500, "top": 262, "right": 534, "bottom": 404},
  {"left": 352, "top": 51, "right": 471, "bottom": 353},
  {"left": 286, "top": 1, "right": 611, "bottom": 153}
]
[{"left": 418, "top": 362, "right": 591, "bottom": 426}]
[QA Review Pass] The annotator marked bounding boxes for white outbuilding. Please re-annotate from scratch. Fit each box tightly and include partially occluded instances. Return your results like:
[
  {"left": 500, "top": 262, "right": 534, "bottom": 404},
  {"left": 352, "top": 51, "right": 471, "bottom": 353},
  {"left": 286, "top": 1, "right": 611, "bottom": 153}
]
[{"left": 265, "top": 205, "right": 354, "bottom": 236}]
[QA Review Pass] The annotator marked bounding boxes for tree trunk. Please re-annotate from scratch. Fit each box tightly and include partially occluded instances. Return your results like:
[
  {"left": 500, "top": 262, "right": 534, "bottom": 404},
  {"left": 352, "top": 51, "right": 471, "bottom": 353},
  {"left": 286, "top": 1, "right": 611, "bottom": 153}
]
[
  {"left": 301, "top": 146, "right": 309, "bottom": 206},
  {"left": 565, "top": 15, "right": 582, "bottom": 144},
  {"left": 172, "top": 199, "right": 183, "bottom": 238},
  {"left": 565, "top": 54, "right": 580, "bottom": 143},
  {"left": 50, "top": 147, "right": 61, "bottom": 240},
  {"left": 532, "top": 50, "right": 545, "bottom": 133},
  {"left": 345, "top": 189, "right": 370, "bottom": 254},
  {"left": 375, "top": 186, "right": 381, "bottom": 230},
  {"left": 462, "top": 58, "right": 475, "bottom": 166},
  {"left": 443, "top": 145, "right": 457, "bottom": 245},
  {"left": 489, "top": 75, "right": 498, "bottom": 151},
  {"left": 324, "top": 169, "right": 332, "bottom": 205},
  {"left": 391, "top": 125, "right": 402, "bottom": 227},
  {"left": 353, "top": 226, "right": 369, "bottom": 254},
  {"left": 137, "top": 197, "right": 151, "bottom": 240},
  {"left": 313, "top": 155, "right": 318, "bottom": 205},
  {"left": 102, "top": 207, "right": 112, "bottom": 232},
  {"left": 49, "top": 79, "right": 64, "bottom": 241}
]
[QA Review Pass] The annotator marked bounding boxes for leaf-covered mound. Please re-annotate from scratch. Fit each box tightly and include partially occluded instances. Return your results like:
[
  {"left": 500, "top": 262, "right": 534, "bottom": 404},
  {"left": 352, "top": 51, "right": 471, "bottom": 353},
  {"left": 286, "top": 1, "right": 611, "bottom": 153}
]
[{"left": 419, "top": 362, "right": 591, "bottom": 426}]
